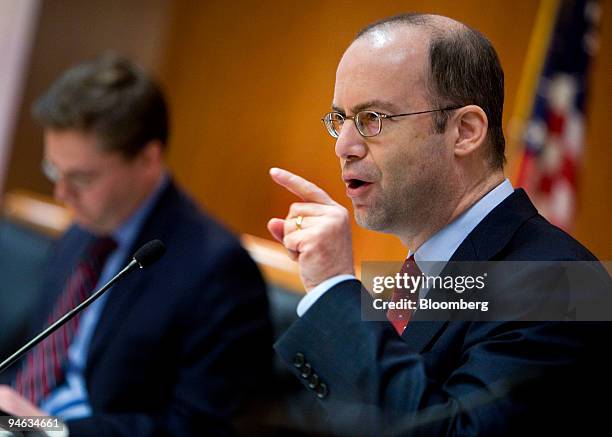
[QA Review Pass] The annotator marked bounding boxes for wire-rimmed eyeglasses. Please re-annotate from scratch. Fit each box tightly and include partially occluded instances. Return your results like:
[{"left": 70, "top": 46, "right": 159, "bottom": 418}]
[
  {"left": 41, "top": 159, "right": 99, "bottom": 191},
  {"left": 321, "top": 106, "right": 462, "bottom": 138}
]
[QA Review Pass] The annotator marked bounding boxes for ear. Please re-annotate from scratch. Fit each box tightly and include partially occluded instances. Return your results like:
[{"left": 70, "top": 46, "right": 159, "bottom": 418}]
[
  {"left": 452, "top": 105, "right": 488, "bottom": 158},
  {"left": 137, "top": 140, "right": 164, "bottom": 166}
]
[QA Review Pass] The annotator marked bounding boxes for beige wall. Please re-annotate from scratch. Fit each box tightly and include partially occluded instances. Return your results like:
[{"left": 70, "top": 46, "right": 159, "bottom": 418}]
[{"left": 5, "top": 0, "right": 611, "bottom": 261}]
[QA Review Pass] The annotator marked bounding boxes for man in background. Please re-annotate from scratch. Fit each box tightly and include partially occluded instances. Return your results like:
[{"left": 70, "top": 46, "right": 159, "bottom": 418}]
[
  {"left": 0, "top": 54, "right": 272, "bottom": 435},
  {"left": 268, "top": 13, "right": 611, "bottom": 435}
]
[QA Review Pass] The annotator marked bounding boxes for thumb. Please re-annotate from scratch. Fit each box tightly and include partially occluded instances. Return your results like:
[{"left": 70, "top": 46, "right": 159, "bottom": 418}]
[{"left": 267, "top": 218, "right": 285, "bottom": 243}]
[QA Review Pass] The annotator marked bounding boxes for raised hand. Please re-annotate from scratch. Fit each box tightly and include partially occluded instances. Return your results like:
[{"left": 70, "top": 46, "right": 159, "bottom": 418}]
[{"left": 267, "top": 168, "right": 355, "bottom": 291}]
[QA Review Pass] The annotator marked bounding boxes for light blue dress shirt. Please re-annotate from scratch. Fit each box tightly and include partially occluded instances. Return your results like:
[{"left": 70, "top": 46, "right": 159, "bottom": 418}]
[
  {"left": 40, "top": 175, "right": 169, "bottom": 419},
  {"left": 296, "top": 179, "right": 514, "bottom": 316}
]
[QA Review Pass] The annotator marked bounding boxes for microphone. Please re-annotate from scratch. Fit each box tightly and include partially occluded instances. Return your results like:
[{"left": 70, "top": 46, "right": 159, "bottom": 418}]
[
  {"left": 0, "top": 239, "right": 166, "bottom": 374},
  {"left": 133, "top": 239, "right": 166, "bottom": 267}
]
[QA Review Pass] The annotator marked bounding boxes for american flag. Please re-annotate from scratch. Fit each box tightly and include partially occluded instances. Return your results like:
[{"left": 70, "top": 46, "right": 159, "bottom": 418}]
[{"left": 516, "top": 0, "right": 601, "bottom": 232}]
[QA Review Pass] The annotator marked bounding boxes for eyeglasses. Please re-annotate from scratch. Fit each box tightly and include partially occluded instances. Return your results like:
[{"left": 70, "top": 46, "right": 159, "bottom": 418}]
[
  {"left": 41, "top": 159, "right": 99, "bottom": 191},
  {"left": 321, "top": 106, "right": 462, "bottom": 138}
]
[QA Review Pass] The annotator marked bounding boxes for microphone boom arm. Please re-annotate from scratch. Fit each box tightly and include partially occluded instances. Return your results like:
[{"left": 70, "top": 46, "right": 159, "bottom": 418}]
[{"left": 0, "top": 259, "right": 139, "bottom": 374}]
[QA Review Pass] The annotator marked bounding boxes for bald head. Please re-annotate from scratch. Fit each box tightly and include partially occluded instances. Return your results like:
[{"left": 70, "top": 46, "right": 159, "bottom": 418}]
[
  {"left": 356, "top": 13, "right": 465, "bottom": 39},
  {"left": 335, "top": 25, "right": 429, "bottom": 117},
  {"left": 348, "top": 13, "right": 506, "bottom": 169}
]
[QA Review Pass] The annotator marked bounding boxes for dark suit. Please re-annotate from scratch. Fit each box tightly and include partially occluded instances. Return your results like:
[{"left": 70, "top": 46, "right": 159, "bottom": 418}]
[
  {"left": 6, "top": 180, "right": 273, "bottom": 436},
  {"left": 275, "top": 189, "right": 611, "bottom": 435}
]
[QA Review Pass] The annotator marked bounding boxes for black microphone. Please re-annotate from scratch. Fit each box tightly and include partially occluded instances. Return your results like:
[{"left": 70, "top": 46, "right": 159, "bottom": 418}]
[
  {"left": 0, "top": 239, "right": 166, "bottom": 374},
  {"left": 133, "top": 239, "right": 166, "bottom": 268}
]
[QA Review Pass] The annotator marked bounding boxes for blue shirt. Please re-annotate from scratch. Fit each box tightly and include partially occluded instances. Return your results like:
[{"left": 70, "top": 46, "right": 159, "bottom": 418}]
[
  {"left": 40, "top": 175, "right": 169, "bottom": 419},
  {"left": 297, "top": 179, "right": 515, "bottom": 316}
]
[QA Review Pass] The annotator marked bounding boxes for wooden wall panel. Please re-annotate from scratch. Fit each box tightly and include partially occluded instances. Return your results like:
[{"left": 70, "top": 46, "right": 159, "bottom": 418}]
[
  {"left": 4, "top": 0, "right": 172, "bottom": 198},
  {"left": 164, "top": 0, "right": 605, "bottom": 263},
  {"left": 6, "top": 0, "right": 610, "bottom": 262},
  {"left": 574, "top": 0, "right": 612, "bottom": 260}
]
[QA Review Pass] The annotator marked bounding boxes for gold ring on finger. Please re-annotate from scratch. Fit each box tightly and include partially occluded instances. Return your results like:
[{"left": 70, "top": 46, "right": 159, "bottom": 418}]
[{"left": 296, "top": 215, "right": 304, "bottom": 230}]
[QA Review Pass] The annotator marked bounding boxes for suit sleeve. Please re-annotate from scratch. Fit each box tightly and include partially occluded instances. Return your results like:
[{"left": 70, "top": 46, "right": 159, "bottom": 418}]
[{"left": 274, "top": 279, "right": 606, "bottom": 435}]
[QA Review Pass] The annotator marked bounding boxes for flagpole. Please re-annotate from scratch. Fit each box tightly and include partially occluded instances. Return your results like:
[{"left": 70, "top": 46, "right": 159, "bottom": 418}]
[{"left": 507, "top": 0, "right": 561, "bottom": 184}]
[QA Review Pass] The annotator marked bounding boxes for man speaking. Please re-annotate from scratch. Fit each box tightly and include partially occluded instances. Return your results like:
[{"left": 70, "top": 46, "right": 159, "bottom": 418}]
[{"left": 269, "top": 13, "right": 610, "bottom": 435}]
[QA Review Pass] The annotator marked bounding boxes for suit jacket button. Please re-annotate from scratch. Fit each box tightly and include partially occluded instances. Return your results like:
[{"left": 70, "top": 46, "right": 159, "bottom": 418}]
[
  {"left": 293, "top": 352, "right": 305, "bottom": 368},
  {"left": 307, "top": 373, "right": 319, "bottom": 389},
  {"left": 315, "top": 382, "right": 328, "bottom": 399},
  {"left": 300, "top": 362, "right": 312, "bottom": 378}
]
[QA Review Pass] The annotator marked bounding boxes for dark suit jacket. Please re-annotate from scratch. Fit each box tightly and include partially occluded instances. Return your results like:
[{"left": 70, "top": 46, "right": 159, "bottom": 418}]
[
  {"left": 275, "top": 189, "right": 612, "bottom": 436},
  {"left": 8, "top": 180, "right": 273, "bottom": 436}
]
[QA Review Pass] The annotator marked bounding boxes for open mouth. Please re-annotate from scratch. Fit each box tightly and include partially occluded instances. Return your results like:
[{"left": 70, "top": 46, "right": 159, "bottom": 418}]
[
  {"left": 345, "top": 179, "right": 373, "bottom": 198},
  {"left": 347, "top": 179, "right": 369, "bottom": 189}
]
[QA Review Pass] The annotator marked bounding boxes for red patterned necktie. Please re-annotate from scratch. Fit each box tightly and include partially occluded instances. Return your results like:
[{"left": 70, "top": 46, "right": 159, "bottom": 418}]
[
  {"left": 14, "top": 236, "right": 117, "bottom": 404},
  {"left": 387, "top": 255, "right": 422, "bottom": 335}
]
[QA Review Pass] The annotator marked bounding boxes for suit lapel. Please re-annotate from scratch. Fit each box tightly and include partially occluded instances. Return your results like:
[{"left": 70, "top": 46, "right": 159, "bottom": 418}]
[
  {"left": 32, "top": 229, "right": 95, "bottom": 333},
  {"left": 399, "top": 189, "right": 539, "bottom": 351},
  {"left": 461, "top": 189, "right": 538, "bottom": 262},
  {"left": 85, "top": 266, "right": 150, "bottom": 372},
  {"left": 401, "top": 320, "right": 449, "bottom": 353},
  {"left": 85, "top": 181, "right": 179, "bottom": 375}
]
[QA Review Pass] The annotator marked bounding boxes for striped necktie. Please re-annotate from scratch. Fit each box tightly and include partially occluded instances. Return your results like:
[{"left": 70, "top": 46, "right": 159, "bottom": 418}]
[
  {"left": 387, "top": 255, "right": 422, "bottom": 335},
  {"left": 14, "top": 236, "right": 117, "bottom": 404}
]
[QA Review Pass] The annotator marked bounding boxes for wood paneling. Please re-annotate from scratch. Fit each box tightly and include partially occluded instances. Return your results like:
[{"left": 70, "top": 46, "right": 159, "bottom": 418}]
[
  {"left": 162, "top": 1, "right": 611, "bottom": 262},
  {"left": 5, "top": 0, "right": 610, "bottom": 262},
  {"left": 574, "top": 0, "right": 612, "bottom": 260},
  {"left": 4, "top": 0, "right": 172, "bottom": 198}
]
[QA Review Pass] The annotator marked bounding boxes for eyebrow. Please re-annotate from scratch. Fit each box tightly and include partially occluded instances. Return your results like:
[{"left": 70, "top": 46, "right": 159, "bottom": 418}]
[{"left": 332, "top": 99, "right": 399, "bottom": 115}]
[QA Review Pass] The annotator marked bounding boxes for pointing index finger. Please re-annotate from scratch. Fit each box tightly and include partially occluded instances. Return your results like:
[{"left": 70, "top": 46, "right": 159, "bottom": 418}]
[{"left": 269, "top": 167, "right": 336, "bottom": 205}]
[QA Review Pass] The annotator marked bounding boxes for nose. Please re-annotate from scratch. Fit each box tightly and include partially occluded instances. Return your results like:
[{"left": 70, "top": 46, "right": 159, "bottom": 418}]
[
  {"left": 334, "top": 120, "right": 367, "bottom": 161},
  {"left": 53, "top": 178, "right": 74, "bottom": 204}
]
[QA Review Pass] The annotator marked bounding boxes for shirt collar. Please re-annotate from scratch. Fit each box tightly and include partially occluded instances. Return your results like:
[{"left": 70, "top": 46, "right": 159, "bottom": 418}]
[
  {"left": 111, "top": 173, "right": 169, "bottom": 249},
  {"left": 411, "top": 178, "right": 514, "bottom": 275}
]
